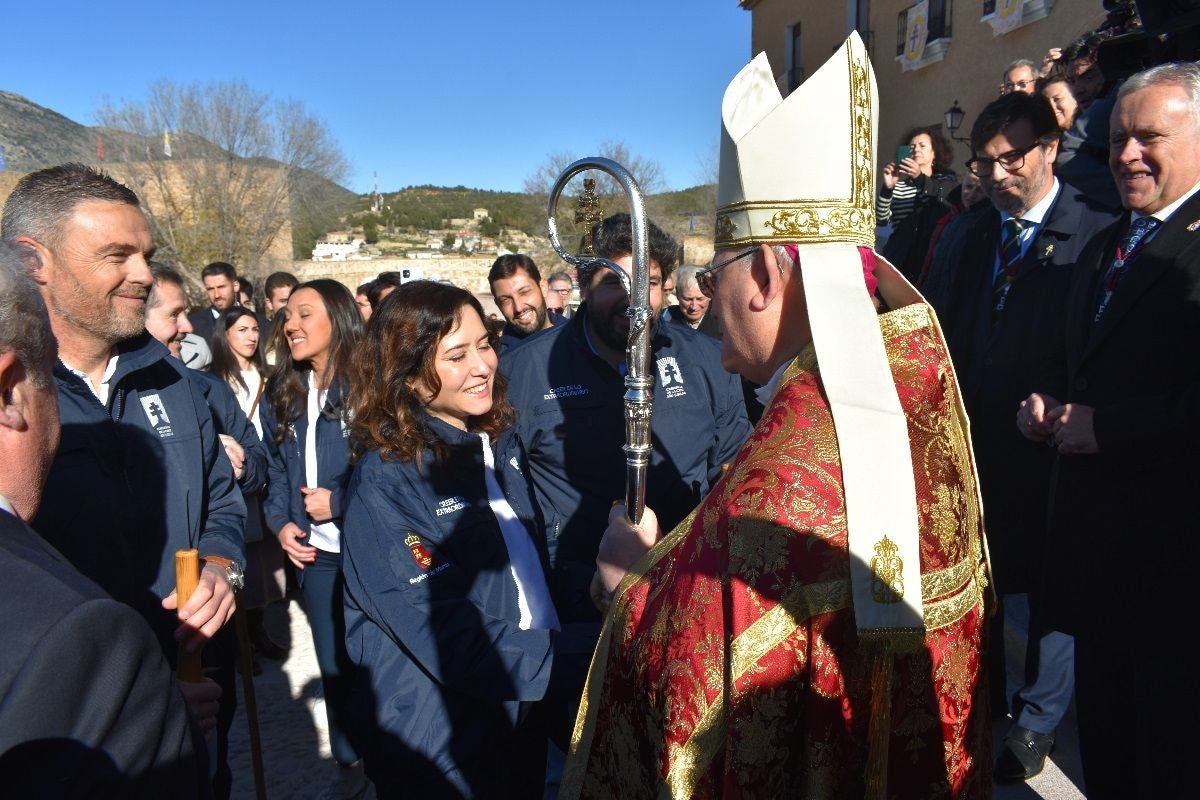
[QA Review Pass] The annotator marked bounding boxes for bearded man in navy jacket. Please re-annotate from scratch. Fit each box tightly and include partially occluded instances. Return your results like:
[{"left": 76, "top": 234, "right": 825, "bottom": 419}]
[
  {"left": 500, "top": 213, "right": 752, "bottom": 744},
  {"left": 2, "top": 164, "right": 246, "bottom": 795}
]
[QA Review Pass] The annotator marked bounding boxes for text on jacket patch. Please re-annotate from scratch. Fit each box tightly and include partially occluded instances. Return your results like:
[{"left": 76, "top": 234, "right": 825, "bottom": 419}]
[
  {"left": 140, "top": 394, "right": 175, "bottom": 437},
  {"left": 435, "top": 496, "right": 467, "bottom": 516},
  {"left": 656, "top": 357, "right": 687, "bottom": 398},
  {"left": 543, "top": 384, "right": 588, "bottom": 400}
]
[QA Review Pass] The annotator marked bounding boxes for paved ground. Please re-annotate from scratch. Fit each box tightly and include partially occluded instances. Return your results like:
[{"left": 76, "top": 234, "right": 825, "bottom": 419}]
[{"left": 227, "top": 591, "right": 1087, "bottom": 799}]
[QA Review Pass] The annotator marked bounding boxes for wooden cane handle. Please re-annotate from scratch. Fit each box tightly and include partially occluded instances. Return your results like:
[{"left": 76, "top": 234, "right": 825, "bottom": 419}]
[{"left": 175, "top": 548, "right": 203, "bottom": 682}]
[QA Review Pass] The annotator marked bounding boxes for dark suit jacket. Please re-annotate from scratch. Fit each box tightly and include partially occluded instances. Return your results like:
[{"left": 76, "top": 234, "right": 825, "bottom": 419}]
[
  {"left": 1041, "top": 190, "right": 1200, "bottom": 635},
  {"left": 927, "top": 184, "right": 1117, "bottom": 593},
  {"left": 187, "top": 306, "right": 219, "bottom": 343},
  {"left": 0, "top": 510, "right": 208, "bottom": 798}
]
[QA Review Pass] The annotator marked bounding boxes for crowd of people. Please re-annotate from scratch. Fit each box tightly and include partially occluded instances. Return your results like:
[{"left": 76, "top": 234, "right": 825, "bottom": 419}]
[
  {"left": 878, "top": 6, "right": 1200, "bottom": 799},
  {"left": 0, "top": 5, "right": 1197, "bottom": 799}
]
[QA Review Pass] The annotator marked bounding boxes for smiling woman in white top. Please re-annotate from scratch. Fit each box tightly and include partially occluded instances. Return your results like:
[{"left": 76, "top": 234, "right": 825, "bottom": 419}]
[{"left": 259, "top": 280, "right": 366, "bottom": 792}]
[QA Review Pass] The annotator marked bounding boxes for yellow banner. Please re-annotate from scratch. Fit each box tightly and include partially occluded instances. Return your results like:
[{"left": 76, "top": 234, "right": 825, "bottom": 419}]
[{"left": 904, "top": 0, "right": 929, "bottom": 63}]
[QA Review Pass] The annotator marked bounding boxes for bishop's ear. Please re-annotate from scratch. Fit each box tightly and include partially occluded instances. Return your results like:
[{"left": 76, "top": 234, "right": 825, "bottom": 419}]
[
  {"left": 749, "top": 243, "right": 786, "bottom": 312},
  {"left": 0, "top": 351, "right": 30, "bottom": 432}
]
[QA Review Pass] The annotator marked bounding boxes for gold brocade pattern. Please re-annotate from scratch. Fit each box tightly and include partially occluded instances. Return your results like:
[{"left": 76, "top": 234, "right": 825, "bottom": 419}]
[{"left": 563, "top": 304, "right": 990, "bottom": 800}]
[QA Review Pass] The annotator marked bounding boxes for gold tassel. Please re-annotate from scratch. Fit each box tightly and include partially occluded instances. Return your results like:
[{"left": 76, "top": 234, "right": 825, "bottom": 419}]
[{"left": 864, "top": 650, "right": 894, "bottom": 800}]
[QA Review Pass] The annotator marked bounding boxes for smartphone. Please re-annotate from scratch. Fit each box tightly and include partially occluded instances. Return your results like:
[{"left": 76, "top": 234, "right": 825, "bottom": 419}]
[{"left": 896, "top": 144, "right": 913, "bottom": 164}]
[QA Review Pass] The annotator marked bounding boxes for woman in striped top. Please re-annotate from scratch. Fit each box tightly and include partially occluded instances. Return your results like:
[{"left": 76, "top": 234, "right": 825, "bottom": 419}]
[{"left": 875, "top": 126, "right": 957, "bottom": 227}]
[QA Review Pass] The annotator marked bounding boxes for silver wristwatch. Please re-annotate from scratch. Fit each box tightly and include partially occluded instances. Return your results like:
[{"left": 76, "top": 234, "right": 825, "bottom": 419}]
[{"left": 203, "top": 555, "right": 245, "bottom": 593}]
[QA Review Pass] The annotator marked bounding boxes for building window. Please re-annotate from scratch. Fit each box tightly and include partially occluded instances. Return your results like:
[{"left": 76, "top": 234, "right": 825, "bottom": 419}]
[
  {"left": 788, "top": 22, "right": 804, "bottom": 91},
  {"left": 895, "top": 0, "right": 953, "bottom": 57}
]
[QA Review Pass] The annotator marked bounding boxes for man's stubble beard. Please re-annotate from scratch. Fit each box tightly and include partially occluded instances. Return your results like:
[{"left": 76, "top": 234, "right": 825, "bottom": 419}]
[{"left": 49, "top": 282, "right": 148, "bottom": 347}]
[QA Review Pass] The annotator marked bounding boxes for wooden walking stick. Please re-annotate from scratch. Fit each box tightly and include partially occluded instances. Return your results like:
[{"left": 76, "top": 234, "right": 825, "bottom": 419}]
[
  {"left": 175, "top": 549, "right": 204, "bottom": 682},
  {"left": 177, "top": 549, "right": 268, "bottom": 798},
  {"left": 234, "top": 605, "right": 268, "bottom": 800}
]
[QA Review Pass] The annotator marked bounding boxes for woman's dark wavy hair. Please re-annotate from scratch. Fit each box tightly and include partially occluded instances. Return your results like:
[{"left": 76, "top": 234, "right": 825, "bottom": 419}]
[
  {"left": 900, "top": 125, "right": 956, "bottom": 175},
  {"left": 266, "top": 279, "right": 363, "bottom": 444},
  {"left": 349, "top": 280, "right": 513, "bottom": 466},
  {"left": 209, "top": 306, "right": 266, "bottom": 394}
]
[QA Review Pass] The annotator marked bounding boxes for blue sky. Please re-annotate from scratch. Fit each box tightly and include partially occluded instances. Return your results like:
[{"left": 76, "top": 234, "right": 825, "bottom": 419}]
[{"left": 2, "top": 1, "right": 751, "bottom": 195}]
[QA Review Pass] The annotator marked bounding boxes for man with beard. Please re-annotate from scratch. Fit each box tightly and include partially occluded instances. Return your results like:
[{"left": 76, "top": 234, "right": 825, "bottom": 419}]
[
  {"left": 500, "top": 213, "right": 752, "bottom": 747},
  {"left": 924, "top": 91, "right": 1116, "bottom": 784},
  {"left": 2, "top": 164, "right": 246, "bottom": 798},
  {"left": 488, "top": 253, "right": 563, "bottom": 353},
  {"left": 0, "top": 241, "right": 210, "bottom": 798}
]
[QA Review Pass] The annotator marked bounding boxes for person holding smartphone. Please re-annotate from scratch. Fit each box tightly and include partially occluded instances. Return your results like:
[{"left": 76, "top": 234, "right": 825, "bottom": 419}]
[{"left": 875, "top": 126, "right": 959, "bottom": 282}]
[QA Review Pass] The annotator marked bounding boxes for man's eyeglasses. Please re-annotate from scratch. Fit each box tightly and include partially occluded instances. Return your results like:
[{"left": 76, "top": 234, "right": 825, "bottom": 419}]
[
  {"left": 696, "top": 247, "right": 758, "bottom": 298},
  {"left": 965, "top": 141, "right": 1044, "bottom": 177},
  {"left": 550, "top": 287, "right": 572, "bottom": 295},
  {"left": 999, "top": 79, "right": 1033, "bottom": 94}
]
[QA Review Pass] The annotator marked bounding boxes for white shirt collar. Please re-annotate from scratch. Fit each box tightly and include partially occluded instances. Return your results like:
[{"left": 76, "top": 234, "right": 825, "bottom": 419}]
[
  {"left": 0, "top": 493, "right": 13, "bottom": 517},
  {"left": 1133, "top": 178, "right": 1200, "bottom": 224},
  {"left": 754, "top": 357, "right": 794, "bottom": 408},
  {"left": 62, "top": 352, "right": 120, "bottom": 406}
]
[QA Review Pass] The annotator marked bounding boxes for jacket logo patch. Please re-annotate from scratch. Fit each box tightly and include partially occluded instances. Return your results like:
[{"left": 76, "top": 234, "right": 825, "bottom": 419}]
[
  {"left": 139, "top": 394, "right": 174, "bottom": 437},
  {"left": 543, "top": 384, "right": 588, "bottom": 400},
  {"left": 405, "top": 534, "right": 433, "bottom": 569},
  {"left": 435, "top": 496, "right": 467, "bottom": 516},
  {"left": 657, "top": 357, "right": 688, "bottom": 398}
]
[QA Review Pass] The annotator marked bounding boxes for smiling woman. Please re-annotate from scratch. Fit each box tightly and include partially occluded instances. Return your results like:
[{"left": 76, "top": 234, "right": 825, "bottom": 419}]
[
  {"left": 259, "top": 278, "right": 366, "bottom": 789},
  {"left": 341, "top": 280, "right": 559, "bottom": 798}
]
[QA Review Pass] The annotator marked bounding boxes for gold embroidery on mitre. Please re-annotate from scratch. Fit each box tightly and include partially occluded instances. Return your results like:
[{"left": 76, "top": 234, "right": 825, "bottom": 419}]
[
  {"left": 869, "top": 534, "right": 904, "bottom": 604},
  {"left": 714, "top": 46, "right": 876, "bottom": 246},
  {"left": 766, "top": 207, "right": 873, "bottom": 241}
]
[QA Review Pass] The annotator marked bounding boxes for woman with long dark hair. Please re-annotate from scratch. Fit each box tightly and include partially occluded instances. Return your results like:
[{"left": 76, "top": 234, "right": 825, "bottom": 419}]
[
  {"left": 341, "top": 281, "right": 558, "bottom": 798},
  {"left": 259, "top": 279, "right": 367, "bottom": 795},
  {"left": 209, "top": 306, "right": 286, "bottom": 665}
]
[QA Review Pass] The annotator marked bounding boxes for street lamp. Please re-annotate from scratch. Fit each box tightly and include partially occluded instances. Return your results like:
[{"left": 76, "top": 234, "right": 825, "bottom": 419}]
[{"left": 944, "top": 100, "right": 969, "bottom": 144}]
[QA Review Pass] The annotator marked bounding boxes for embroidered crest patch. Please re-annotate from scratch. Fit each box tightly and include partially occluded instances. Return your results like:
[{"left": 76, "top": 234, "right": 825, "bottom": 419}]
[
  {"left": 656, "top": 356, "right": 688, "bottom": 398},
  {"left": 139, "top": 393, "right": 174, "bottom": 438},
  {"left": 405, "top": 534, "right": 433, "bottom": 569}
]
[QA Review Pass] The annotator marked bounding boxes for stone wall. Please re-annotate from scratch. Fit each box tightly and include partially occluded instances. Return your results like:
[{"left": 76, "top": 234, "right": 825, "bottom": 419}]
[{"left": 294, "top": 256, "right": 499, "bottom": 295}]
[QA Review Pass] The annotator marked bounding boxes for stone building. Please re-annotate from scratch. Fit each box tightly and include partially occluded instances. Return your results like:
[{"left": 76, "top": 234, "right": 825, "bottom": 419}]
[{"left": 737, "top": 0, "right": 1107, "bottom": 170}]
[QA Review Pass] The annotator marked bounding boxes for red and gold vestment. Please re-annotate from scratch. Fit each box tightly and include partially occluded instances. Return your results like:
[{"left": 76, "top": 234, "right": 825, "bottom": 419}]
[{"left": 561, "top": 303, "right": 991, "bottom": 799}]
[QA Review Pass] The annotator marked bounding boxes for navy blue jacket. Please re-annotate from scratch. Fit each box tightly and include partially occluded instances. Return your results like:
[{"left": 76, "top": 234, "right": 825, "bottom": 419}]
[
  {"left": 496, "top": 310, "right": 565, "bottom": 356},
  {"left": 341, "top": 416, "right": 554, "bottom": 797},
  {"left": 259, "top": 375, "right": 353, "bottom": 546},
  {"left": 190, "top": 370, "right": 269, "bottom": 496},
  {"left": 500, "top": 306, "right": 752, "bottom": 624},
  {"left": 192, "top": 369, "right": 270, "bottom": 542},
  {"left": 32, "top": 333, "right": 246, "bottom": 651}
]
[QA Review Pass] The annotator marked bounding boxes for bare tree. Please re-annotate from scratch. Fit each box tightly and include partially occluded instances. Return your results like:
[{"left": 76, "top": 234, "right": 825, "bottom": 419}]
[
  {"left": 97, "top": 81, "right": 349, "bottom": 281},
  {"left": 522, "top": 139, "right": 667, "bottom": 198},
  {"left": 523, "top": 139, "right": 668, "bottom": 257}
]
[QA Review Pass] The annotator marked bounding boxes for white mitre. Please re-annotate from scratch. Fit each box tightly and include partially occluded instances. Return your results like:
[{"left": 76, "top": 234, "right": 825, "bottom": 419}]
[{"left": 717, "top": 33, "right": 928, "bottom": 643}]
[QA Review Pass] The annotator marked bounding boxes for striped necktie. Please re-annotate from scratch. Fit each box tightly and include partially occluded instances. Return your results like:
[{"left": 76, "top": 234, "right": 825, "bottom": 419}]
[
  {"left": 993, "top": 217, "right": 1027, "bottom": 313},
  {"left": 1094, "top": 216, "right": 1160, "bottom": 323}
]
